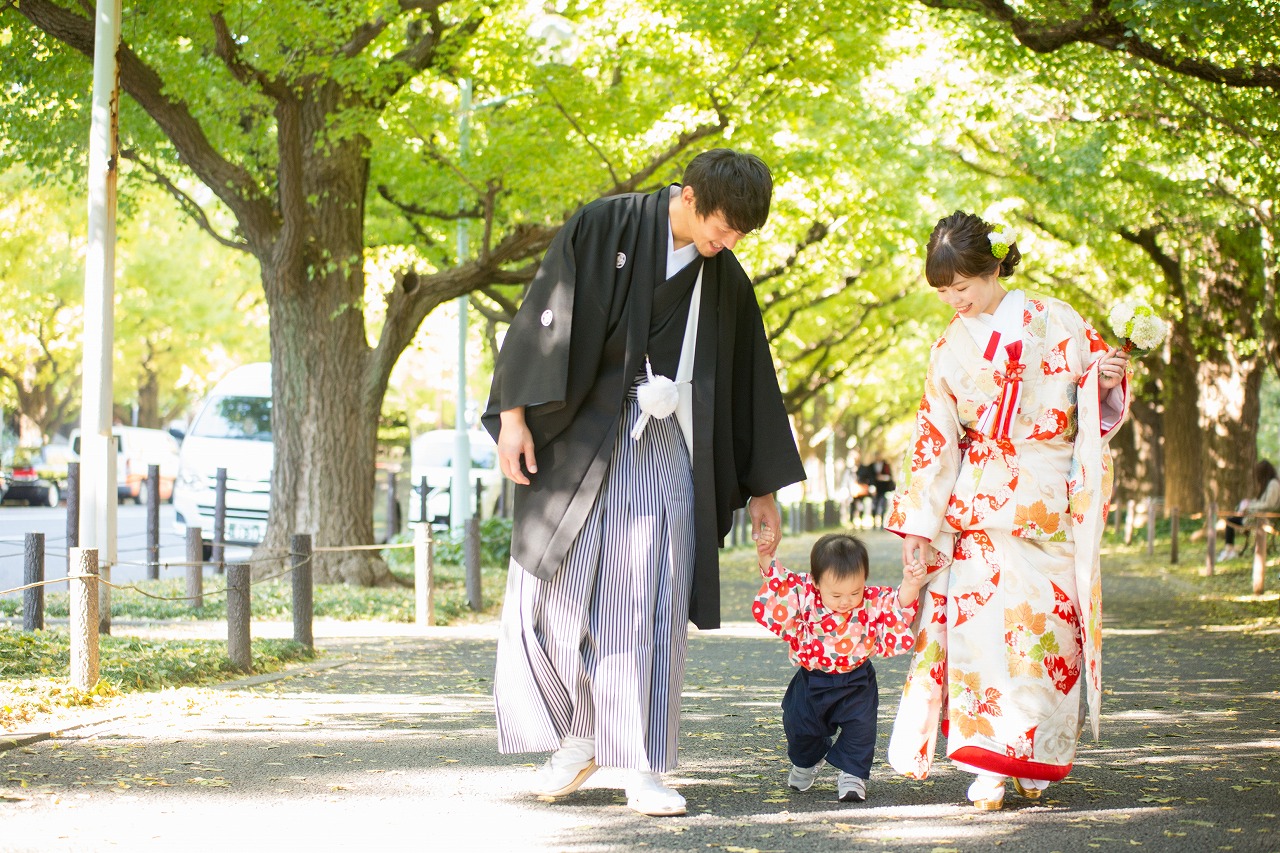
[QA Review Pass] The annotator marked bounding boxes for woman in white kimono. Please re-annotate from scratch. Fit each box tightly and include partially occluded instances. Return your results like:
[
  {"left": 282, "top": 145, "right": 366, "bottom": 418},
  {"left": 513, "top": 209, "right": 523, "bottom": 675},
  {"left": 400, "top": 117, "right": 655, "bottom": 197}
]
[{"left": 887, "top": 211, "right": 1131, "bottom": 810}]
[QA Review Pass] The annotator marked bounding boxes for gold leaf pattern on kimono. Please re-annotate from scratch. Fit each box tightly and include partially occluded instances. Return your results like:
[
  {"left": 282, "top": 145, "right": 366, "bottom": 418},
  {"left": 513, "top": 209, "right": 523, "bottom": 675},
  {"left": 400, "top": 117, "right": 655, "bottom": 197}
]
[
  {"left": 1014, "top": 499, "right": 1060, "bottom": 536},
  {"left": 950, "top": 669, "right": 1000, "bottom": 738},
  {"left": 1004, "top": 602, "right": 1049, "bottom": 678}
]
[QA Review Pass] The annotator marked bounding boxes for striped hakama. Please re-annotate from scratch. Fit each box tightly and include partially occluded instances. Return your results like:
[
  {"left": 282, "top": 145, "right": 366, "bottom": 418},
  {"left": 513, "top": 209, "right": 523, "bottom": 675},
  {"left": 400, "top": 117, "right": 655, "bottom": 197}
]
[{"left": 494, "top": 384, "right": 695, "bottom": 773}]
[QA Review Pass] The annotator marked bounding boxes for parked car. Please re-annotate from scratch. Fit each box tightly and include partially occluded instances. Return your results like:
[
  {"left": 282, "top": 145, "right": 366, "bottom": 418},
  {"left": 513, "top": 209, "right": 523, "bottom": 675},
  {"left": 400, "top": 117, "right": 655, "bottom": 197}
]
[
  {"left": 3, "top": 444, "right": 76, "bottom": 507},
  {"left": 70, "top": 426, "right": 182, "bottom": 503},
  {"left": 172, "top": 362, "right": 273, "bottom": 546},
  {"left": 408, "top": 428, "right": 504, "bottom": 526}
]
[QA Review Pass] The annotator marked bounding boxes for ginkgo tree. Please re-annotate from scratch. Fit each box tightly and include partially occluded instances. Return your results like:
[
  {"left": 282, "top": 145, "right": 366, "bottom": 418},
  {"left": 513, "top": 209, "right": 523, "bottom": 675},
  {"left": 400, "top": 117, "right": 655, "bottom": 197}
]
[{"left": 2, "top": 0, "right": 917, "bottom": 583}]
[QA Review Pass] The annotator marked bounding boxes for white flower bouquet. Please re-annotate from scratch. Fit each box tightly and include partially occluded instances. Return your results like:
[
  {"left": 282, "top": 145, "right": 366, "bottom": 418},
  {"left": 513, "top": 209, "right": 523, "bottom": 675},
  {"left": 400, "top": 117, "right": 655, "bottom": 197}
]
[{"left": 1108, "top": 299, "right": 1168, "bottom": 354}]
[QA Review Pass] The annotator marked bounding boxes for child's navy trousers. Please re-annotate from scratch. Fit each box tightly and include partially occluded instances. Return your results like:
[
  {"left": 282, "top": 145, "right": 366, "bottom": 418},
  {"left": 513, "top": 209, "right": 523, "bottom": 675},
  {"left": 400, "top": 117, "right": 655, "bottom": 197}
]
[{"left": 781, "top": 661, "right": 878, "bottom": 778}]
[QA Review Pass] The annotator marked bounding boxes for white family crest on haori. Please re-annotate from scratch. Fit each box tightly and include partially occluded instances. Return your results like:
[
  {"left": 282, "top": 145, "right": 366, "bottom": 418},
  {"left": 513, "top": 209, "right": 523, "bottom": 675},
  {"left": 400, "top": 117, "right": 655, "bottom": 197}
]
[{"left": 616, "top": 252, "right": 627, "bottom": 268}]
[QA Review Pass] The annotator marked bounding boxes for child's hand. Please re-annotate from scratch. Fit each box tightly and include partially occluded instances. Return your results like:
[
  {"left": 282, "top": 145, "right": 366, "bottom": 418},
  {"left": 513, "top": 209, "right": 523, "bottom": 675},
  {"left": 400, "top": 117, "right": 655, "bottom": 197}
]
[
  {"left": 756, "top": 522, "right": 777, "bottom": 573},
  {"left": 897, "top": 560, "right": 927, "bottom": 607}
]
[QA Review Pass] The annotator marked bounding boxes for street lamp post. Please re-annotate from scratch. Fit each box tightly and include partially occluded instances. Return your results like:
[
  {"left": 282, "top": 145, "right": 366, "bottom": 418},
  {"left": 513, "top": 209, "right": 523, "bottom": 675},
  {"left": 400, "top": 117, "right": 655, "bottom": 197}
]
[
  {"left": 450, "top": 79, "right": 474, "bottom": 534},
  {"left": 449, "top": 14, "right": 576, "bottom": 532}
]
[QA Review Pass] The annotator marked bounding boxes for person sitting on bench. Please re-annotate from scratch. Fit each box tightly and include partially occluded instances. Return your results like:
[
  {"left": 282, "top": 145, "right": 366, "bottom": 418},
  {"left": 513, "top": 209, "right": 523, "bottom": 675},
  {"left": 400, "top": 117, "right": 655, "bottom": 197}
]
[{"left": 1218, "top": 459, "right": 1280, "bottom": 561}]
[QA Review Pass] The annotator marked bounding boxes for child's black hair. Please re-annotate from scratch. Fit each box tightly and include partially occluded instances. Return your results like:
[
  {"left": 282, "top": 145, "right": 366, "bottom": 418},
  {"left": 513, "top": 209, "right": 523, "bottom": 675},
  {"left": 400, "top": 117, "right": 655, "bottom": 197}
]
[{"left": 809, "top": 533, "right": 870, "bottom": 585}]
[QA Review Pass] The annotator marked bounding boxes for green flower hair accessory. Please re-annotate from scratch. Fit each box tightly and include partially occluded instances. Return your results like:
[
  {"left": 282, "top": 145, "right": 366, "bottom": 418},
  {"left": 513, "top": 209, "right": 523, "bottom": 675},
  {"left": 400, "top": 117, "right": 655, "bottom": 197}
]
[{"left": 987, "top": 226, "right": 1018, "bottom": 260}]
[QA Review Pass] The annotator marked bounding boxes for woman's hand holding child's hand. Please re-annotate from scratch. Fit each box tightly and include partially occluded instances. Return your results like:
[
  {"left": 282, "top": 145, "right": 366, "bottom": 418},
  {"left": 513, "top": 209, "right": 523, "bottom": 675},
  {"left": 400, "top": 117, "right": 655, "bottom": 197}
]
[{"left": 898, "top": 560, "right": 927, "bottom": 608}]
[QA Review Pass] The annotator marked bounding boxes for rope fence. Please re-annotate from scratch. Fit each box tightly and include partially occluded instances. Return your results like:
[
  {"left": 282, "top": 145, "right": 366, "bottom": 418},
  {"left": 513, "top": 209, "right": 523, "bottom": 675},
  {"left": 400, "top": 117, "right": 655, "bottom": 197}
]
[{"left": 3, "top": 527, "right": 444, "bottom": 688}]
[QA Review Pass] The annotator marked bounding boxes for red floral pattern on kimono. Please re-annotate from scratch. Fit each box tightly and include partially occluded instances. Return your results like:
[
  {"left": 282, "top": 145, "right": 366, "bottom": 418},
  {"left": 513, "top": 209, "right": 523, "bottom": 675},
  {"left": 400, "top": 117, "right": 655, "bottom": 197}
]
[
  {"left": 752, "top": 561, "right": 919, "bottom": 674},
  {"left": 886, "top": 294, "right": 1129, "bottom": 783}
]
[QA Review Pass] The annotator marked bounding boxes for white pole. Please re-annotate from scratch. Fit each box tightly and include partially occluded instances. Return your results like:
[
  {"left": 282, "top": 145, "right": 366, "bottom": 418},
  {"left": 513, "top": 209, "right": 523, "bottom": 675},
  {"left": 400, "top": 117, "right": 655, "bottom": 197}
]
[
  {"left": 451, "top": 78, "right": 474, "bottom": 533},
  {"left": 80, "top": 0, "right": 122, "bottom": 633}
]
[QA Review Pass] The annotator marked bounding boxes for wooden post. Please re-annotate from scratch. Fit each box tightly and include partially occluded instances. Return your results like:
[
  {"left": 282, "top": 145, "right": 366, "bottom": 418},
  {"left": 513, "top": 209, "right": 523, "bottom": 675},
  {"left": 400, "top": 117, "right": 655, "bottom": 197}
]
[
  {"left": 1205, "top": 501, "right": 1217, "bottom": 577},
  {"left": 1169, "top": 506, "right": 1179, "bottom": 564},
  {"left": 414, "top": 522, "right": 433, "bottom": 626},
  {"left": 146, "top": 464, "right": 160, "bottom": 580},
  {"left": 1124, "top": 499, "right": 1136, "bottom": 545},
  {"left": 23, "top": 533, "right": 45, "bottom": 631},
  {"left": 384, "top": 469, "right": 400, "bottom": 542},
  {"left": 465, "top": 516, "right": 483, "bottom": 611},
  {"left": 291, "top": 534, "right": 313, "bottom": 650},
  {"left": 1112, "top": 497, "right": 1123, "bottom": 536},
  {"left": 213, "top": 467, "right": 228, "bottom": 574},
  {"left": 226, "top": 562, "right": 251, "bottom": 672},
  {"left": 65, "top": 460, "right": 79, "bottom": 578},
  {"left": 1252, "top": 517, "right": 1267, "bottom": 596},
  {"left": 1146, "top": 497, "right": 1156, "bottom": 556},
  {"left": 475, "top": 475, "right": 484, "bottom": 518},
  {"left": 69, "top": 547, "right": 100, "bottom": 691},
  {"left": 185, "top": 526, "right": 204, "bottom": 609}
]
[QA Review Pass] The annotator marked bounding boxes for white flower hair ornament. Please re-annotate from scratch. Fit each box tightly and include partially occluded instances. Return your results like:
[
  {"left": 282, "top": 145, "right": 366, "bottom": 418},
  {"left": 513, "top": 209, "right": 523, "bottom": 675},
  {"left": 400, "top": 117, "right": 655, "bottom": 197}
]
[{"left": 988, "top": 226, "right": 1018, "bottom": 260}]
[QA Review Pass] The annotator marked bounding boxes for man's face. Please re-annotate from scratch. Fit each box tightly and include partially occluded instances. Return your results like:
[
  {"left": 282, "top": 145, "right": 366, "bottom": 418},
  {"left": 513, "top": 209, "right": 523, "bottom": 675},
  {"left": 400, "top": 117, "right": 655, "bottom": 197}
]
[
  {"left": 678, "top": 185, "right": 748, "bottom": 257},
  {"left": 688, "top": 210, "right": 746, "bottom": 257}
]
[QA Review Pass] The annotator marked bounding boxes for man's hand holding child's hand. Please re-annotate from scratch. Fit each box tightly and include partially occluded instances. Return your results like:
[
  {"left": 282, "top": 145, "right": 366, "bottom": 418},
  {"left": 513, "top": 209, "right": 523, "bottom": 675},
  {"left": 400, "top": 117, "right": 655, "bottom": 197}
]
[
  {"left": 756, "top": 523, "right": 777, "bottom": 573},
  {"left": 898, "top": 560, "right": 927, "bottom": 608}
]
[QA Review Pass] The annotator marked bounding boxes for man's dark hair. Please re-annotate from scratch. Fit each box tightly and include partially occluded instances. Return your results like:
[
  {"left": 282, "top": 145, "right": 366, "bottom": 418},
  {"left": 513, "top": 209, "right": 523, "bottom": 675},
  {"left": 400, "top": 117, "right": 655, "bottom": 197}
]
[
  {"left": 809, "top": 533, "right": 870, "bottom": 585},
  {"left": 682, "top": 148, "right": 772, "bottom": 234}
]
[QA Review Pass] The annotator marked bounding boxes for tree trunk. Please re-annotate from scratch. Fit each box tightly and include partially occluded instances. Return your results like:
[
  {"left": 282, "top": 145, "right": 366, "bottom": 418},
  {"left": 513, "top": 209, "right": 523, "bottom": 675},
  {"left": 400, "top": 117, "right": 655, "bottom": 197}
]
[
  {"left": 252, "top": 104, "right": 391, "bottom": 586},
  {"left": 1200, "top": 353, "right": 1262, "bottom": 510},
  {"left": 1162, "top": 316, "right": 1203, "bottom": 516},
  {"left": 136, "top": 366, "right": 160, "bottom": 429}
]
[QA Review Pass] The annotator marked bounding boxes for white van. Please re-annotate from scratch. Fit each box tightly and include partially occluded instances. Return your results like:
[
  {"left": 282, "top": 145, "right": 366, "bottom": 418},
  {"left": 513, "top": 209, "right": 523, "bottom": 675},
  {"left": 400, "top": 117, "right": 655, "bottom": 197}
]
[
  {"left": 172, "top": 363, "right": 273, "bottom": 545},
  {"left": 69, "top": 426, "right": 181, "bottom": 503},
  {"left": 408, "top": 428, "right": 504, "bottom": 526}
]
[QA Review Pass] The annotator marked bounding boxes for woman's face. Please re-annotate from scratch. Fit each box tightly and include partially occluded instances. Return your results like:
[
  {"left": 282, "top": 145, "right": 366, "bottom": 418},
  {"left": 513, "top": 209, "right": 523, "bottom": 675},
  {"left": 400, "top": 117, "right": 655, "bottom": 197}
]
[{"left": 934, "top": 270, "right": 1006, "bottom": 318}]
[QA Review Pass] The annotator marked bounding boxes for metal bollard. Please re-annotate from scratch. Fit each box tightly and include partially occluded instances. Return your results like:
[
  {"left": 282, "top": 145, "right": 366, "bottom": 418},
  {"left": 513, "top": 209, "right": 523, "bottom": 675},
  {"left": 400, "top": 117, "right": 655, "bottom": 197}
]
[
  {"left": 292, "top": 534, "right": 313, "bottom": 650},
  {"left": 419, "top": 475, "right": 429, "bottom": 526},
  {"left": 465, "top": 516, "right": 483, "bottom": 611},
  {"left": 226, "top": 563, "right": 251, "bottom": 672},
  {"left": 185, "top": 526, "right": 204, "bottom": 609},
  {"left": 213, "top": 467, "right": 228, "bottom": 574},
  {"left": 23, "top": 533, "right": 45, "bottom": 631},
  {"left": 415, "top": 522, "right": 434, "bottom": 626},
  {"left": 70, "top": 547, "right": 100, "bottom": 691},
  {"left": 147, "top": 464, "right": 160, "bottom": 580}
]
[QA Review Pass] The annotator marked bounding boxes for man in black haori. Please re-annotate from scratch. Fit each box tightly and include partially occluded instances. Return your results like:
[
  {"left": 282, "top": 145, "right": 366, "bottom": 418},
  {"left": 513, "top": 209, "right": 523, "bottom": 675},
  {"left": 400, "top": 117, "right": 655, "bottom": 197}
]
[{"left": 483, "top": 149, "right": 805, "bottom": 816}]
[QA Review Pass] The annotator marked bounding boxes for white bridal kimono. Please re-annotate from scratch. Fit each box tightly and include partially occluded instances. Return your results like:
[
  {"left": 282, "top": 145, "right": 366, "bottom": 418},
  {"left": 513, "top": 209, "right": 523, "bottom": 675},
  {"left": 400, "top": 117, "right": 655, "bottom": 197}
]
[{"left": 886, "top": 292, "right": 1129, "bottom": 782}]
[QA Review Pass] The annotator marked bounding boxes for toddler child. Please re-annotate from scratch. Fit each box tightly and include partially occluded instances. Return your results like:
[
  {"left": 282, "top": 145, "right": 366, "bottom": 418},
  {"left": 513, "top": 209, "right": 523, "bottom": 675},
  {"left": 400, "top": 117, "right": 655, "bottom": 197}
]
[{"left": 752, "top": 531, "right": 926, "bottom": 802}]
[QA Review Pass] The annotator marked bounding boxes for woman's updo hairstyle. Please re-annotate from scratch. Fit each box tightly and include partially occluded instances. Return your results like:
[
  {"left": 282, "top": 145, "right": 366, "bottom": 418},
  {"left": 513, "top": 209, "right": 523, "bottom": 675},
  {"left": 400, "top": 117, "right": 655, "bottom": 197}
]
[{"left": 924, "top": 210, "right": 1021, "bottom": 289}]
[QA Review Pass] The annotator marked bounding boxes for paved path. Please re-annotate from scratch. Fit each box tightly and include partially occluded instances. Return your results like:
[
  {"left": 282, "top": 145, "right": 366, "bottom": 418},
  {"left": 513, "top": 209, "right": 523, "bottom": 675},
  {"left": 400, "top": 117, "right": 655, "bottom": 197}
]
[{"left": 2, "top": 529, "right": 1278, "bottom": 852}]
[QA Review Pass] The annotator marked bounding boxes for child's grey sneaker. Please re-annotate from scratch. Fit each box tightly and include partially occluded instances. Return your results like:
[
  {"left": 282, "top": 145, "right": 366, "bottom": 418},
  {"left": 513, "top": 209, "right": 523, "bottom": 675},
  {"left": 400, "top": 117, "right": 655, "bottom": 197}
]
[
  {"left": 788, "top": 759, "right": 825, "bottom": 792},
  {"left": 837, "top": 772, "right": 867, "bottom": 802}
]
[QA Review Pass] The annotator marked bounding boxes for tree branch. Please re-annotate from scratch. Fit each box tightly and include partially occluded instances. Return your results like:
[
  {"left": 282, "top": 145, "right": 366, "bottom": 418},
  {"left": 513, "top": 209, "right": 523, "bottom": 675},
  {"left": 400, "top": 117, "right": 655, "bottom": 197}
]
[
  {"left": 121, "top": 151, "right": 250, "bottom": 252},
  {"left": 13, "top": 0, "right": 278, "bottom": 246},
  {"left": 920, "top": 0, "right": 1279, "bottom": 88}
]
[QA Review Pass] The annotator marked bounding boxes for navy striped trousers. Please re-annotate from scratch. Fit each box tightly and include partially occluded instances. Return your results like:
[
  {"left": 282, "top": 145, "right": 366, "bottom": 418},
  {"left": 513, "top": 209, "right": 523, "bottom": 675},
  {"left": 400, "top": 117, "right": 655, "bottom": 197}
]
[{"left": 493, "top": 388, "right": 695, "bottom": 772}]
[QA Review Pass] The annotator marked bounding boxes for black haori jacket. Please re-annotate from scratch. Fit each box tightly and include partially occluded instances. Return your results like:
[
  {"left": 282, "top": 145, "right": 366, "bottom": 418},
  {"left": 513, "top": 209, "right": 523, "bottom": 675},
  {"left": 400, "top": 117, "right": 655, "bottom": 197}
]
[{"left": 482, "top": 185, "right": 805, "bottom": 629}]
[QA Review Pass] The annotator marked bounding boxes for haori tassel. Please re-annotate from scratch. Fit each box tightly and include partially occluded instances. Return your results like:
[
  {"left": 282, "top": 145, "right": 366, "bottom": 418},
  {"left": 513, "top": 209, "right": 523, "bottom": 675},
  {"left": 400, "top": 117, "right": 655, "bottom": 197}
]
[{"left": 631, "top": 356, "right": 680, "bottom": 441}]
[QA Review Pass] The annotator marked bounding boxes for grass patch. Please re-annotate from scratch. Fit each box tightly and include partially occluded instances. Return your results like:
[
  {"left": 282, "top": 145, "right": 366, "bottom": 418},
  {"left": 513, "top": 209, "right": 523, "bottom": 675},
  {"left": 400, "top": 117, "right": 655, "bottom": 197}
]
[{"left": 0, "top": 625, "right": 312, "bottom": 729}]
